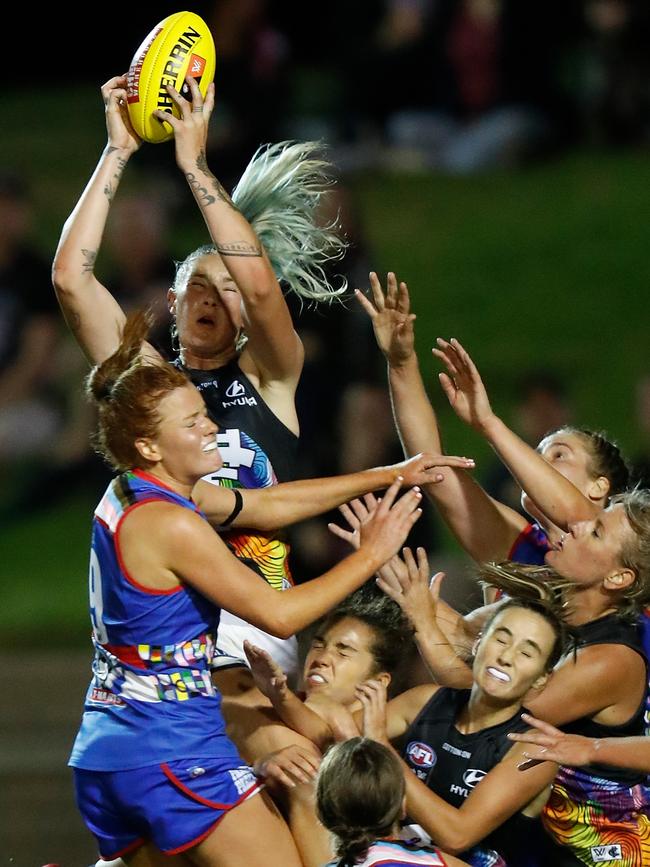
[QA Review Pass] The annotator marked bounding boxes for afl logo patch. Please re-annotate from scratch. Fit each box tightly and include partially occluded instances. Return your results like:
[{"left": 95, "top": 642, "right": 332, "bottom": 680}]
[
  {"left": 462, "top": 768, "right": 487, "bottom": 788},
  {"left": 406, "top": 741, "right": 436, "bottom": 769}
]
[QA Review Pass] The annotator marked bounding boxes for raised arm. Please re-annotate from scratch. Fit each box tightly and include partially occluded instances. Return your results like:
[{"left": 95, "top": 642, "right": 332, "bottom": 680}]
[
  {"left": 158, "top": 78, "right": 303, "bottom": 396},
  {"left": 357, "top": 273, "right": 528, "bottom": 563},
  {"left": 193, "top": 452, "right": 475, "bottom": 531},
  {"left": 377, "top": 548, "right": 474, "bottom": 689},
  {"left": 329, "top": 493, "right": 496, "bottom": 660},
  {"left": 244, "top": 641, "right": 346, "bottom": 750},
  {"left": 125, "top": 477, "right": 422, "bottom": 638},
  {"left": 435, "top": 338, "right": 600, "bottom": 530},
  {"left": 52, "top": 76, "right": 151, "bottom": 365}
]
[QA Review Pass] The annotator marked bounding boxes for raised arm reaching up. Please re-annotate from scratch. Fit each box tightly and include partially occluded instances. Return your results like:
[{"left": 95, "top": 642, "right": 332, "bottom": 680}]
[
  {"left": 434, "top": 337, "right": 601, "bottom": 530},
  {"left": 156, "top": 77, "right": 303, "bottom": 413},
  {"left": 52, "top": 75, "right": 147, "bottom": 364},
  {"left": 357, "top": 272, "right": 527, "bottom": 563}
]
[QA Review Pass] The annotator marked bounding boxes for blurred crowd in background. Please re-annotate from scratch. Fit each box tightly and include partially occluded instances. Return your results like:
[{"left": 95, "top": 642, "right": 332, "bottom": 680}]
[{"left": 2, "top": 0, "right": 650, "bottom": 579}]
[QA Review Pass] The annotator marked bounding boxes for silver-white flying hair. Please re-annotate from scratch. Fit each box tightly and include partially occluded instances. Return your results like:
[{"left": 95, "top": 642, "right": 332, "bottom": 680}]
[{"left": 232, "top": 141, "right": 348, "bottom": 303}]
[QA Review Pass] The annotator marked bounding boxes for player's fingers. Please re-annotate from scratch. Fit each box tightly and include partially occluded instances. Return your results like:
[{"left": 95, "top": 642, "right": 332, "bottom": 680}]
[
  {"left": 368, "top": 272, "right": 386, "bottom": 311},
  {"left": 396, "top": 281, "right": 411, "bottom": 315},
  {"left": 354, "top": 288, "right": 378, "bottom": 318}
]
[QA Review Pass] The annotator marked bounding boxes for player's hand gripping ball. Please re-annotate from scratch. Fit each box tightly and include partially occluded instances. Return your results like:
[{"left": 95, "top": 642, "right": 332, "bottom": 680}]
[{"left": 126, "top": 11, "right": 216, "bottom": 143}]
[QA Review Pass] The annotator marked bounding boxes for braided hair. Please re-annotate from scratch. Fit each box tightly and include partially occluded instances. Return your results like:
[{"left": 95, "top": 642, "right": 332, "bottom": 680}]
[{"left": 316, "top": 738, "right": 404, "bottom": 867}]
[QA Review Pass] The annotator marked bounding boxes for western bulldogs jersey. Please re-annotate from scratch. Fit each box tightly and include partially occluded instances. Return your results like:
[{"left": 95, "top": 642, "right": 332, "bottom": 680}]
[
  {"left": 69, "top": 470, "right": 241, "bottom": 772},
  {"left": 402, "top": 688, "right": 541, "bottom": 867},
  {"left": 507, "top": 522, "right": 550, "bottom": 566},
  {"left": 325, "top": 839, "right": 449, "bottom": 866}
]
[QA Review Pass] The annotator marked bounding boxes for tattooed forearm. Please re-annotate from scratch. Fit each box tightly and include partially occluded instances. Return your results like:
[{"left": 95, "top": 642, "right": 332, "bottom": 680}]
[
  {"left": 216, "top": 241, "right": 262, "bottom": 258},
  {"left": 192, "top": 151, "right": 236, "bottom": 208},
  {"left": 104, "top": 157, "right": 128, "bottom": 203},
  {"left": 81, "top": 249, "right": 98, "bottom": 273},
  {"left": 210, "top": 176, "right": 236, "bottom": 208},
  {"left": 185, "top": 171, "right": 216, "bottom": 207},
  {"left": 187, "top": 151, "right": 237, "bottom": 210},
  {"left": 196, "top": 150, "right": 211, "bottom": 175}
]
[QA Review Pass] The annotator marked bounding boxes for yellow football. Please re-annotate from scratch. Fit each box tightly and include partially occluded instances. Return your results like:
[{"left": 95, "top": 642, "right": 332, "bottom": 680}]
[{"left": 126, "top": 11, "right": 216, "bottom": 144}]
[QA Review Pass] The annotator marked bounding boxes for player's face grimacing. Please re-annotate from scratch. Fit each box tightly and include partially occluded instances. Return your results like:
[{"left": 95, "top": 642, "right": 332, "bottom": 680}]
[
  {"left": 473, "top": 607, "right": 556, "bottom": 702},
  {"left": 168, "top": 253, "right": 243, "bottom": 358},
  {"left": 303, "top": 617, "right": 385, "bottom": 707}
]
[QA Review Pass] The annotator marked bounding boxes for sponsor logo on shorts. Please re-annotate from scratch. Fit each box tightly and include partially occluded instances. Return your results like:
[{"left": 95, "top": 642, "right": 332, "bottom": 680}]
[
  {"left": 89, "top": 687, "right": 126, "bottom": 707},
  {"left": 591, "top": 844, "right": 623, "bottom": 862},
  {"left": 406, "top": 741, "right": 436, "bottom": 769},
  {"left": 229, "top": 766, "right": 257, "bottom": 795}
]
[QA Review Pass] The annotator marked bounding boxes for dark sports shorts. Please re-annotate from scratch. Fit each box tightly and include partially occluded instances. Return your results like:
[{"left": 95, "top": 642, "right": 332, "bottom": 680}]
[{"left": 73, "top": 756, "right": 261, "bottom": 860}]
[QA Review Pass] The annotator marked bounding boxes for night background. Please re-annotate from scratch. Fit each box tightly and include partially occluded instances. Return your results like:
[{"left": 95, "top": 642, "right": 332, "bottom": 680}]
[{"left": 2, "top": 1, "right": 650, "bottom": 862}]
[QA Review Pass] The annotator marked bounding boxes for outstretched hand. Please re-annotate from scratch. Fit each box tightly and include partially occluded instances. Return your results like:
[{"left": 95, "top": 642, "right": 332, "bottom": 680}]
[
  {"left": 393, "top": 452, "right": 476, "bottom": 487},
  {"left": 101, "top": 75, "right": 141, "bottom": 154},
  {"left": 328, "top": 493, "right": 378, "bottom": 551},
  {"left": 328, "top": 452, "right": 475, "bottom": 549},
  {"left": 509, "top": 713, "right": 593, "bottom": 771},
  {"left": 357, "top": 477, "right": 423, "bottom": 569},
  {"left": 356, "top": 272, "right": 416, "bottom": 367},
  {"left": 433, "top": 338, "right": 495, "bottom": 432},
  {"left": 243, "top": 640, "right": 289, "bottom": 704},
  {"left": 377, "top": 547, "right": 442, "bottom": 634}
]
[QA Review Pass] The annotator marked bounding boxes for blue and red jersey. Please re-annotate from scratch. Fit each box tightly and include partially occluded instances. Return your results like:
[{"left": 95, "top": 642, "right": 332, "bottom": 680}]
[{"left": 70, "top": 470, "right": 241, "bottom": 771}]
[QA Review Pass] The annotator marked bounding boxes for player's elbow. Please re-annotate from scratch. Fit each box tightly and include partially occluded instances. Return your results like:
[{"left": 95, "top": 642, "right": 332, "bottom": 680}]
[
  {"left": 435, "top": 826, "right": 475, "bottom": 855},
  {"left": 257, "top": 610, "right": 295, "bottom": 640},
  {"left": 52, "top": 260, "right": 84, "bottom": 299}
]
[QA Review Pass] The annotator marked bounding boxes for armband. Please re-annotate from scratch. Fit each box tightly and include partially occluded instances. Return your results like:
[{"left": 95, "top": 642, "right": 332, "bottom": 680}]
[{"left": 219, "top": 489, "right": 243, "bottom": 529}]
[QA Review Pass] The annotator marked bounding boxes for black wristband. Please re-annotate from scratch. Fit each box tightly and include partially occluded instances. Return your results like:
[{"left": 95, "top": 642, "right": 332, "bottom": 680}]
[{"left": 219, "top": 488, "right": 243, "bottom": 529}]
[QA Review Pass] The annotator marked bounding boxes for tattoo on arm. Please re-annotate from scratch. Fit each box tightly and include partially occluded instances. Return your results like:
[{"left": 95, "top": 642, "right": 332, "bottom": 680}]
[
  {"left": 192, "top": 150, "right": 236, "bottom": 209},
  {"left": 104, "top": 157, "right": 128, "bottom": 204},
  {"left": 81, "top": 249, "right": 98, "bottom": 274},
  {"left": 216, "top": 241, "right": 262, "bottom": 258},
  {"left": 185, "top": 171, "right": 216, "bottom": 207},
  {"left": 196, "top": 150, "right": 211, "bottom": 175},
  {"left": 210, "top": 176, "right": 236, "bottom": 208}
]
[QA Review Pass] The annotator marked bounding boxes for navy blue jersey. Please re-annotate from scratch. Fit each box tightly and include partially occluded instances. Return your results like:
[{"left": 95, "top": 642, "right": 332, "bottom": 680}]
[{"left": 402, "top": 687, "right": 542, "bottom": 866}]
